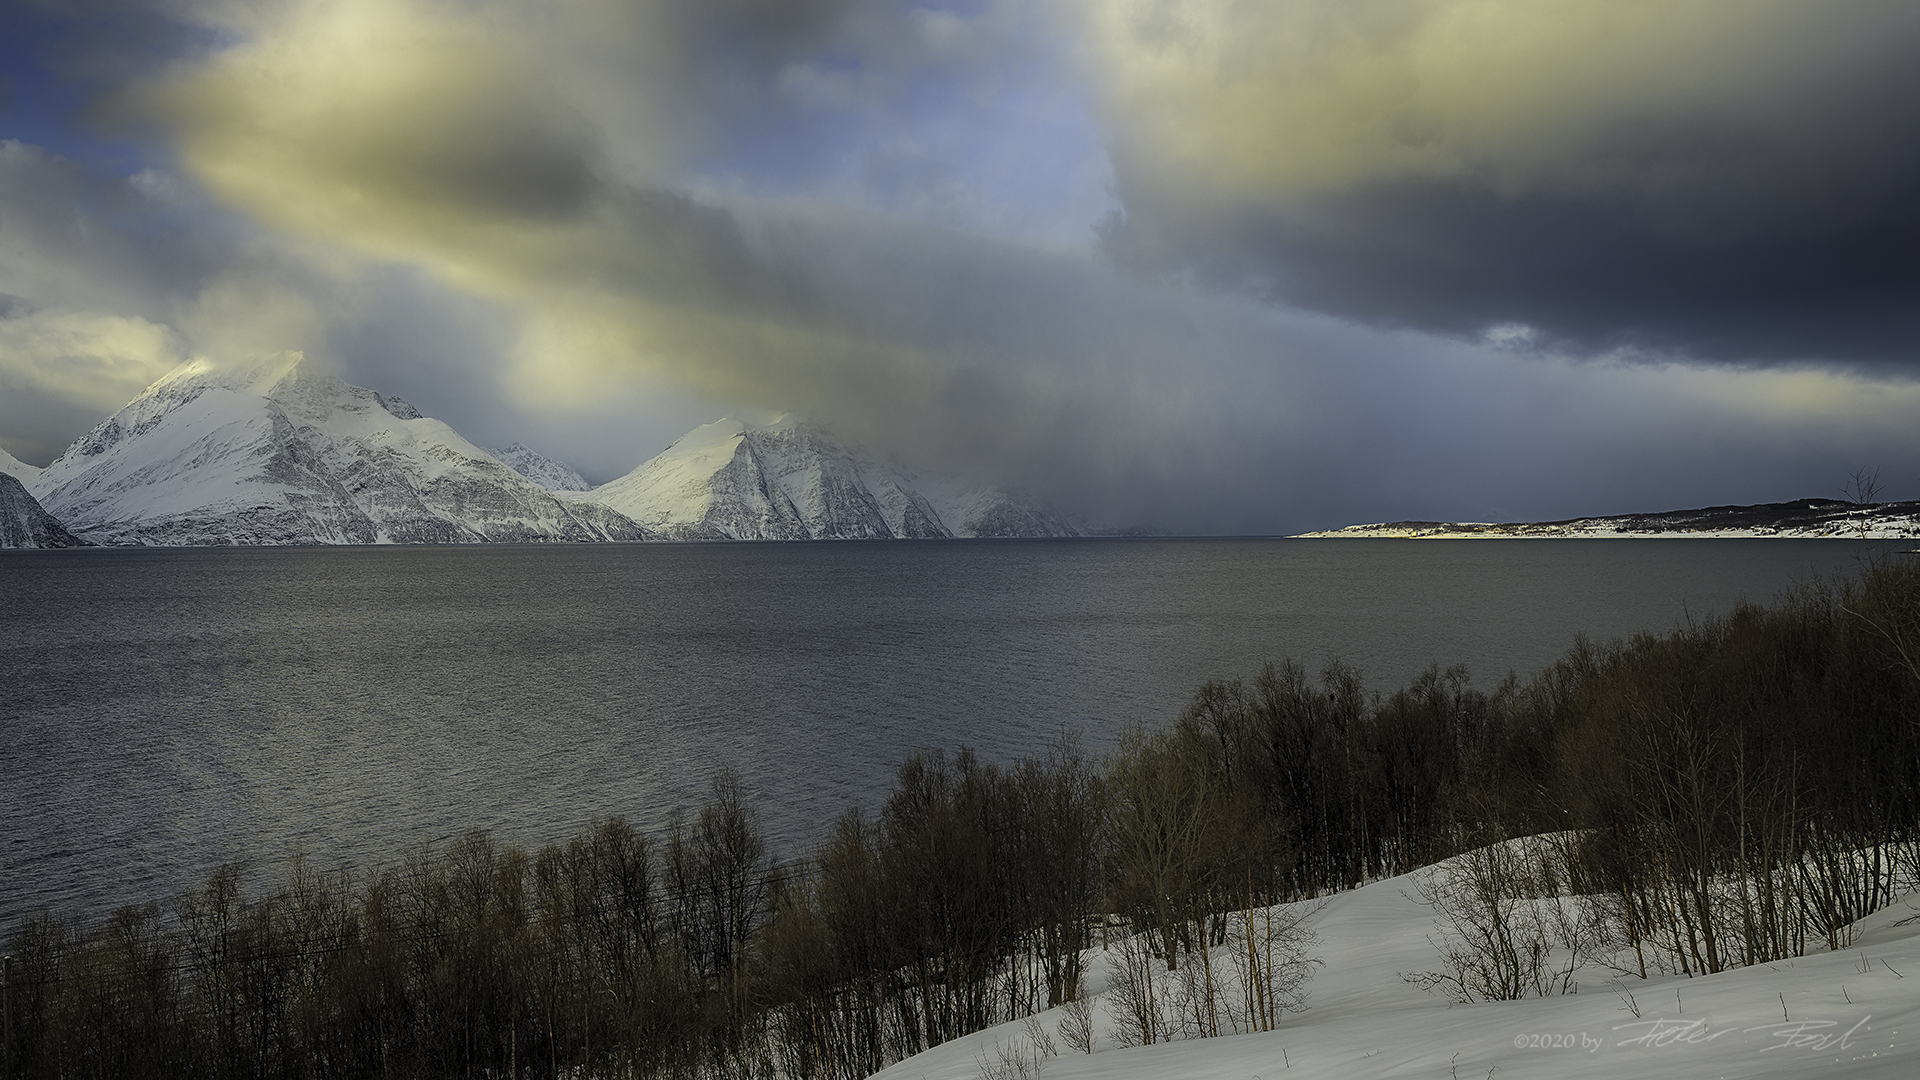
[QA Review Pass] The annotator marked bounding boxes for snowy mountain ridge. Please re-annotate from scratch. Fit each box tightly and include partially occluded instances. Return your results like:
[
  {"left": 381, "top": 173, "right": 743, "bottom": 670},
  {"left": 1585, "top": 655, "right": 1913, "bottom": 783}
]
[
  {"left": 574, "top": 416, "right": 1078, "bottom": 540},
  {"left": 29, "top": 354, "right": 653, "bottom": 545},
  {"left": 490, "top": 442, "right": 591, "bottom": 491},
  {"left": 7, "top": 359, "right": 1080, "bottom": 545}
]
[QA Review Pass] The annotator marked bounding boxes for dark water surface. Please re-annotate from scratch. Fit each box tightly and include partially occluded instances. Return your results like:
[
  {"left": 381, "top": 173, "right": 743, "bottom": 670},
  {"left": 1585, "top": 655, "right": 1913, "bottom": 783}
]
[{"left": 0, "top": 539, "right": 1864, "bottom": 925}]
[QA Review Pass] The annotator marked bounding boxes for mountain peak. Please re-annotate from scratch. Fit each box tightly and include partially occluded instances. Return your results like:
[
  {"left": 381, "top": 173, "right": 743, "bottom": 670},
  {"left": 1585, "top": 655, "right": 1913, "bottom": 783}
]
[
  {"left": 140, "top": 351, "right": 307, "bottom": 394},
  {"left": 490, "top": 442, "right": 591, "bottom": 492},
  {"left": 577, "top": 416, "right": 1078, "bottom": 540},
  {"left": 232, "top": 350, "right": 310, "bottom": 387}
]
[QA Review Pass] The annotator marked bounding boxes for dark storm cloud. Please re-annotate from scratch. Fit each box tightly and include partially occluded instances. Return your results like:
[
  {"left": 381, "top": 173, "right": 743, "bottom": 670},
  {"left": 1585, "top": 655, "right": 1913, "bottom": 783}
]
[
  {"left": 1080, "top": 0, "right": 1920, "bottom": 368},
  {"left": 1103, "top": 176, "right": 1920, "bottom": 365}
]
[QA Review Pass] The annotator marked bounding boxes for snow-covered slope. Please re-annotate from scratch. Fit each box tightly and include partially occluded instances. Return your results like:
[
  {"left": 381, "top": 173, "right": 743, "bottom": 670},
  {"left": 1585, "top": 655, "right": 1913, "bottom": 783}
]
[
  {"left": 918, "top": 478, "right": 1084, "bottom": 540},
  {"left": 489, "top": 442, "right": 591, "bottom": 491},
  {"left": 576, "top": 416, "right": 1079, "bottom": 540},
  {"left": 0, "top": 444, "right": 42, "bottom": 485},
  {"left": 876, "top": 858, "right": 1920, "bottom": 1080},
  {"left": 0, "top": 472, "right": 85, "bottom": 548},
  {"left": 32, "top": 355, "right": 653, "bottom": 545}
]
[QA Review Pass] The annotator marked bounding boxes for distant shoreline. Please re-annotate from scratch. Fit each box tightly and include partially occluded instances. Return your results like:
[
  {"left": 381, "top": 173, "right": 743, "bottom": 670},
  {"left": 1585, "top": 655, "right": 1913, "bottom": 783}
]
[{"left": 1295, "top": 496, "right": 1920, "bottom": 539}]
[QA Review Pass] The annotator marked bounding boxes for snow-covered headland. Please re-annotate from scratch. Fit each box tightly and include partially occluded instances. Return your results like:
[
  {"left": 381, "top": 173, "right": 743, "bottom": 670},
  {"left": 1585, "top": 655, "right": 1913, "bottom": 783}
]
[{"left": 1296, "top": 499, "right": 1920, "bottom": 539}]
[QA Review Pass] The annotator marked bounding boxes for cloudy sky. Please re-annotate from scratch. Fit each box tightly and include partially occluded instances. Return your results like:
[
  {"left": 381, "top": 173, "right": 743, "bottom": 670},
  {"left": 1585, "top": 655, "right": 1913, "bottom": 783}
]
[{"left": 3, "top": 0, "right": 1917, "bottom": 534}]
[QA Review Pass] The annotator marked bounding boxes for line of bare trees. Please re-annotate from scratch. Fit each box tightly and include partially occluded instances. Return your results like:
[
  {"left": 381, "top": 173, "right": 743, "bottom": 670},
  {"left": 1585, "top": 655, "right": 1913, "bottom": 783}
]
[
  {"left": 758, "top": 742, "right": 1105, "bottom": 1078},
  {"left": 2, "top": 779, "right": 783, "bottom": 1080},
  {"left": 1557, "top": 553, "right": 1920, "bottom": 980},
  {"left": 0, "top": 748, "right": 1119, "bottom": 1080},
  {"left": 7, "top": 554, "right": 1918, "bottom": 1076}
]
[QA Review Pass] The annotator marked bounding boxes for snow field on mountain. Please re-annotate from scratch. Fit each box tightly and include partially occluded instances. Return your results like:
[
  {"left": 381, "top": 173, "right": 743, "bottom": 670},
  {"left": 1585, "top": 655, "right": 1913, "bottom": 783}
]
[
  {"left": 875, "top": 851, "right": 1920, "bottom": 1080},
  {"left": 490, "top": 441, "right": 592, "bottom": 491},
  {"left": 0, "top": 442, "right": 43, "bottom": 483}
]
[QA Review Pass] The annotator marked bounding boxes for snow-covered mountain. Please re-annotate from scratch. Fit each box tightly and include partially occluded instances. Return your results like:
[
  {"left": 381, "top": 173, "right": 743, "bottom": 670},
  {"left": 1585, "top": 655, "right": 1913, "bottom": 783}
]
[
  {"left": 489, "top": 441, "right": 590, "bottom": 491},
  {"left": 0, "top": 472, "right": 85, "bottom": 548},
  {"left": 8, "top": 365, "right": 1081, "bottom": 545},
  {"left": 1296, "top": 497, "right": 1920, "bottom": 539},
  {"left": 916, "top": 479, "right": 1086, "bottom": 540},
  {"left": 574, "top": 417, "right": 1079, "bottom": 540},
  {"left": 31, "top": 354, "right": 653, "bottom": 545}
]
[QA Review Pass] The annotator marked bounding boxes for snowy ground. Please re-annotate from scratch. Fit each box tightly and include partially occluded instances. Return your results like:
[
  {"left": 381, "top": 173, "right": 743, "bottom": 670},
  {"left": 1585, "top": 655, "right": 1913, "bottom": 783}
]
[{"left": 874, "top": 864, "right": 1920, "bottom": 1080}]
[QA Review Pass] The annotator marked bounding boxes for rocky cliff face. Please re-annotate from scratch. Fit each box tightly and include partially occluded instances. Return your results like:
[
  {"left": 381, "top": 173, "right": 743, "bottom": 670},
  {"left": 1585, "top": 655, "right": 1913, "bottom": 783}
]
[
  {"left": 575, "top": 417, "right": 1079, "bottom": 540},
  {"left": 0, "top": 472, "right": 86, "bottom": 548},
  {"left": 33, "top": 355, "right": 653, "bottom": 545}
]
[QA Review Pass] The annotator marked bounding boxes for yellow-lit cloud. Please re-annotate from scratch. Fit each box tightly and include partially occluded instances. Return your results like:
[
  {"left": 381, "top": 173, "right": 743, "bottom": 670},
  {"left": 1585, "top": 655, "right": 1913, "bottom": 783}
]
[
  {"left": 179, "top": 272, "right": 328, "bottom": 369},
  {"left": 141, "top": 0, "right": 1203, "bottom": 482},
  {"left": 1652, "top": 364, "right": 1920, "bottom": 438},
  {"left": 1074, "top": 0, "right": 1912, "bottom": 224},
  {"left": 0, "top": 310, "right": 191, "bottom": 415},
  {"left": 158, "top": 1, "right": 598, "bottom": 266},
  {"left": 151, "top": 1, "right": 839, "bottom": 403}
]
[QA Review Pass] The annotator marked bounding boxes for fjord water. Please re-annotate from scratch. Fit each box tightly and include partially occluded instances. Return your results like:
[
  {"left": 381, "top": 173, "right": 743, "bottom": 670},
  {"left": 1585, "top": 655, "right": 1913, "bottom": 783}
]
[{"left": 0, "top": 539, "right": 1863, "bottom": 926}]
